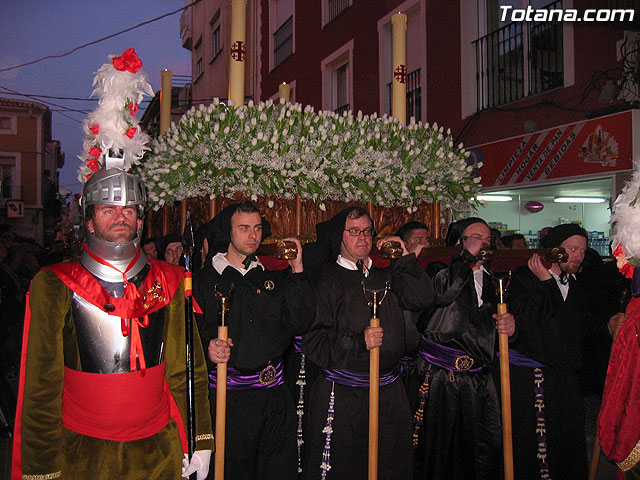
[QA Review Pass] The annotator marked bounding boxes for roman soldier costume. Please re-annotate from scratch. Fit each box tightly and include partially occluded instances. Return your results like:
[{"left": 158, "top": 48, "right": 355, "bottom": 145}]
[
  {"left": 598, "top": 151, "right": 640, "bottom": 479},
  {"left": 12, "top": 49, "right": 213, "bottom": 480}
]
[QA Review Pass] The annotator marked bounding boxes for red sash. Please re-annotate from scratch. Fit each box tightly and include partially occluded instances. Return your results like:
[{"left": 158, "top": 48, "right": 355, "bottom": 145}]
[{"left": 62, "top": 364, "right": 170, "bottom": 441}]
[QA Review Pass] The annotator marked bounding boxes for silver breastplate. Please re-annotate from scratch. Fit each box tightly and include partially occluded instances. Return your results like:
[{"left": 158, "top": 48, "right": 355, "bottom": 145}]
[{"left": 71, "top": 282, "right": 166, "bottom": 373}]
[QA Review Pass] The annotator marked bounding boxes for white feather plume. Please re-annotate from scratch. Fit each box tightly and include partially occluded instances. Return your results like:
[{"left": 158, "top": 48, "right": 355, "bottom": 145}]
[
  {"left": 611, "top": 157, "right": 640, "bottom": 262},
  {"left": 77, "top": 50, "right": 154, "bottom": 183}
]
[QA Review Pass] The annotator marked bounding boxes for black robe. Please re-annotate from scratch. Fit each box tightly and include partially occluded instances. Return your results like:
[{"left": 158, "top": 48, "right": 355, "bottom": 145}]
[
  {"left": 397, "top": 250, "right": 503, "bottom": 480},
  {"left": 507, "top": 266, "right": 595, "bottom": 480},
  {"left": 301, "top": 255, "right": 428, "bottom": 480},
  {"left": 194, "top": 263, "right": 315, "bottom": 480}
]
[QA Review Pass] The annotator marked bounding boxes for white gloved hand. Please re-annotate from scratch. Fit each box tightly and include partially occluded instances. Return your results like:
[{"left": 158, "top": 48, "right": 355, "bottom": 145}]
[{"left": 181, "top": 450, "right": 212, "bottom": 480}]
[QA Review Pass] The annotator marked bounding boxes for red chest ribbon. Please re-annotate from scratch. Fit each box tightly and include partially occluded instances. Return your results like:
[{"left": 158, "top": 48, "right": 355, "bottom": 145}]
[{"left": 82, "top": 243, "right": 149, "bottom": 370}]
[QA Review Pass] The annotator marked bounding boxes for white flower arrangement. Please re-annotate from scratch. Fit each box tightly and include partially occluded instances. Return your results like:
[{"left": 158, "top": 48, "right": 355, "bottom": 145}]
[{"left": 138, "top": 98, "right": 482, "bottom": 213}]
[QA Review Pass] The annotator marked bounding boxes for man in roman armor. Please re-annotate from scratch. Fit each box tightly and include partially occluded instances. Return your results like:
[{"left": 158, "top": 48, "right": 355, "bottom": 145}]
[{"left": 12, "top": 167, "right": 213, "bottom": 480}]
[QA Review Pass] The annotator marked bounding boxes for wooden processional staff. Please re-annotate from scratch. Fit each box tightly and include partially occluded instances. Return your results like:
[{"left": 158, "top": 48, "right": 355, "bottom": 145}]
[
  {"left": 214, "top": 285, "right": 233, "bottom": 480},
  {"left": 490, "top": 247, "right": 568, "bottom": 480},
  {"left": 492, "top": 272, "right": 514, "bottom": 480},
  {"left": 362, "top": 281, "right": 390, "bottom": 480}
]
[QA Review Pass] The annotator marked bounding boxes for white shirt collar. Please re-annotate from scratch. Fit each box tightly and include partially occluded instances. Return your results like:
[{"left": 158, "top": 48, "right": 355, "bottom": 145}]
[
  {"left": 549, "top": 268, "right": 574, "bottom": 301},
  {"left": 473, "top": 265, "right": 489, "bottom": 276},
  {"left": 212, "top": 251, "right": 264, "bottom": 276},
  {"left": 472, "top": 265, "right": 488, "bottom": 306},
  {"left": 548, "top": 268, "right": 575, "bottom": 282},
  {"left": 336, "top": 255, "right": 372, "bottom": 277}
]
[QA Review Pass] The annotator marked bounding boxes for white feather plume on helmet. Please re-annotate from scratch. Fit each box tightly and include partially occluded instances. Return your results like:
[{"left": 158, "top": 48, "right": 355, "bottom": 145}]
[
  {"left": 77, "top": 48, "right": 154, "bottom": 182},
  {"left": 611, "top": 158, "right": 640, "bottom": 263}
]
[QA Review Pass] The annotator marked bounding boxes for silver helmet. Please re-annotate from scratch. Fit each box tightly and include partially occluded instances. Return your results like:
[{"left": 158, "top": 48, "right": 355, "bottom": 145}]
[{"left": 80, "top": 168, "right": 148, "bottom": 282}]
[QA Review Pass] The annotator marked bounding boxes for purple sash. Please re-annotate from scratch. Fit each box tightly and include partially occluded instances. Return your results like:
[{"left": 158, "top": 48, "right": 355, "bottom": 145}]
[
  {"left": 293, "top": 335, "right": 303, "bottom": 355},
  {"left": 322, "top": 365, "right": 402, "bottom": 387},
  {"left": 503, "top": 349, "right": 546, "bottom": 368},
  {"left": 399, "top": 355, "right": 415, "bottom": 372},
  {"left": 209, "top": 360, "right": 284, "bottom": 390},
  {"left": 419, "top": 337, "right": 485, "bottom": 372}
]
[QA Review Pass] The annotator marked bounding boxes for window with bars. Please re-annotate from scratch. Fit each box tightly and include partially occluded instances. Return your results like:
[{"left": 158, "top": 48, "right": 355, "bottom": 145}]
[
  {"left": 194, "top": 38, "right": 203, "bottom": 79},
  {"left": 387, "top": 69, "right": 422, "bottom": 121},
  {"left": 474, "top": 0, "right": 563, "bottom": 110},
  {"left": 274, "top": 15, "right": 293, "bottom": 67},
  {"left": 325, "top": 0, "right": 351, "bottom": 24},
  {"left": 322, "top": 41, "right": 352, "bottom": 114},
  {"left": 334, "top": 63, "right": 350, "bottom": 114},
  {"left": 0, "top": 156, "right": 18, "bottom": 199},
  {"left": 212, "top": 26, "right": 222, "bottom": 61},
  {"left": 210, "top": 9, "right": 222, "bottom": 61}
]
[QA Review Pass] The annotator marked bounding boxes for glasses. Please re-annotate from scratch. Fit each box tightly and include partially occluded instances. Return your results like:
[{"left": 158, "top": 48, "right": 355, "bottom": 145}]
[{"left": 345, "top": 227, "right": 374, "bottom": 237}]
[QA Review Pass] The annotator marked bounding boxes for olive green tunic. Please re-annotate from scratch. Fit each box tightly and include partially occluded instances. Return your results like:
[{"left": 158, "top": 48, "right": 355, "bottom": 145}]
[{"left": 13, "top": 266, "right": 213, "bottom": 480}]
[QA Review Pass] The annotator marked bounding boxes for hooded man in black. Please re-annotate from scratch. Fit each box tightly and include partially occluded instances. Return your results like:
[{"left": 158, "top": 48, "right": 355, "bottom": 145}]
[
  {"left": 193, "top": 201, "right": 315, "bottom": 480},
  {"left": 399, "top": 217, "right": 516, "bottom": 480},
  {"left": 506, "top": 223, "right": 608, "bottom": 480},
  {"left": 301, "top": 206, "right": 433, "bottom": 480}
]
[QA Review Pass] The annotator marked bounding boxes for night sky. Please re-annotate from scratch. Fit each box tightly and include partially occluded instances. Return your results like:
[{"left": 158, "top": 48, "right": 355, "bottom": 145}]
[{"left": 0, "top": 1, "right": 191, "bottom": 193}]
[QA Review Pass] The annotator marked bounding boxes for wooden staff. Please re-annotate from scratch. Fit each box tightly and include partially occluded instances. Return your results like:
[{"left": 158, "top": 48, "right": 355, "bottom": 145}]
[
  {"left": 369, "top": 300, "right": 380, "bottom": 480},
  {"left": 214, "top": 287, "right": 231, "bottom": 480},
  {"left": 495, "top": 273, "right": 514, "bottom": 480},
  {"left": 363, "top": 283, "right": 390, "bottom": 480}
]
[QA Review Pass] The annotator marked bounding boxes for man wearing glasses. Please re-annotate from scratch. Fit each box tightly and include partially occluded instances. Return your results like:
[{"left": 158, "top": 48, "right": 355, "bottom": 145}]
[
  {"left": 302, "top": 206, "right": 431, "bottom": 480},
  {"left": 402, "top": 217, "right": 516, "bottom": 480}
]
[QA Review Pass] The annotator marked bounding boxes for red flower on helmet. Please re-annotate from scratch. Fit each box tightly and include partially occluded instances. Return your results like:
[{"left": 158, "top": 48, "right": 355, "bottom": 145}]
[
  {"left": 112, "top": 48, "right": 142, "bottom": 74},
  {"left": 88, "top": 146, "right": 102, "bottom": 159},
  {"left": 614, "top": 244, "right": 634, "bottom": 279},
  {"left": 125, "top": 127, "right": 137, "bottom": 139},
  {"left": 87, "top": 159, "right": 99, "bottom": 172},
  {"left": 90, "top": 124, "right": 99, "bottom": 135},
  {"left": 129, "top": 103, "right": 139, "bottom": 116}
]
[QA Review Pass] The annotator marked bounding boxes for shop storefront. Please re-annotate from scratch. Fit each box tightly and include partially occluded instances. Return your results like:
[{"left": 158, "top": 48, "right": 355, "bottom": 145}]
[{"left": 468, "top": 109, "right": 637, "bottom": 253}]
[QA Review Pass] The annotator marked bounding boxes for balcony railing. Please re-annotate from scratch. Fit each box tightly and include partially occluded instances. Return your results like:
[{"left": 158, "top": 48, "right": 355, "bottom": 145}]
[
  {"left": 474, "top": 0, "right": 563, "bottom": 110},
  {"left": 387, "top": 68, "right": 422, "bottom": 122},
  {"left": 274, "top": 16, "right": 293, "bottom": 68},
  {"left": 528, "top": 10, "right": 564, "bottom": 96}
]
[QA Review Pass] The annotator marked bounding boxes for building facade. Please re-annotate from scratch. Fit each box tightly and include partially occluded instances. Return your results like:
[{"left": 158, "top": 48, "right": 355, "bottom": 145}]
[
  {"left": 177, "top": 0, "right": 639, "bottom": 244},
  {"left": 180, "top": 0, "right": 260, "bottom": 105},
  {"left": 0, "top": 97, "right": 64, "bottom": 245}
]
